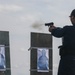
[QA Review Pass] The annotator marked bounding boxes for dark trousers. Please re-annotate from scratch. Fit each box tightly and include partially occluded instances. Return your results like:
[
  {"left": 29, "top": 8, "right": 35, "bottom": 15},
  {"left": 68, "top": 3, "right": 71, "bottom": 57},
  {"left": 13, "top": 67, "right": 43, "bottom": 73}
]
[{"left": 58, "top": 55, "right": 75, "bottom": 75}]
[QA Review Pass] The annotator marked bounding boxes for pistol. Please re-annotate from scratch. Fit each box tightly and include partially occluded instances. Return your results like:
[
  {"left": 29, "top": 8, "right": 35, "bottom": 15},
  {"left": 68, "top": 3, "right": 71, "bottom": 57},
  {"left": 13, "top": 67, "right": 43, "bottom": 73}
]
[{"left": 45, "top": 22, "right": 54, "bottom": 26}]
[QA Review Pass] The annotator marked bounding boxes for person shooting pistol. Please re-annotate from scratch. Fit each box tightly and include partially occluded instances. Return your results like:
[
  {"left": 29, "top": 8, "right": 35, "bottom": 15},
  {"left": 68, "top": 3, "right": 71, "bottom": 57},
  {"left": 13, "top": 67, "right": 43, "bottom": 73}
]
[{"left": 48, "top": 9, "right": 75, "bottom": 75}]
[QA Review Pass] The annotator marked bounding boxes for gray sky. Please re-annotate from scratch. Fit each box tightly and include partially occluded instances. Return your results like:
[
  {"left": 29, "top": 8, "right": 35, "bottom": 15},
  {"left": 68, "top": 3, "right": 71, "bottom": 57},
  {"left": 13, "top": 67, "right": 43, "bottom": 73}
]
[{"left": 0, "top": 0, "right": 75, "bottom": 75}]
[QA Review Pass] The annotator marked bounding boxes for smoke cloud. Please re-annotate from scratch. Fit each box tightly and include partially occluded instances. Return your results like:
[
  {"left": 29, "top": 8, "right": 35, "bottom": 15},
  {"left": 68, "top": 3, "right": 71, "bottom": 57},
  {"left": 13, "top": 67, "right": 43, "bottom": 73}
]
[{"left": 31, "top": 21, "right": 44, "bottom": 30}]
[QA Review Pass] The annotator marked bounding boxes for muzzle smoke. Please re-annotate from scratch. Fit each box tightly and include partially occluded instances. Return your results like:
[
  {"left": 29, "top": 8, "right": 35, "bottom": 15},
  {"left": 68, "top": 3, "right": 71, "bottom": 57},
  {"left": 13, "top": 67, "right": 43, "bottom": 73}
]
[{"left": 31, "top": 21, "right": 44, "bottom": 30}]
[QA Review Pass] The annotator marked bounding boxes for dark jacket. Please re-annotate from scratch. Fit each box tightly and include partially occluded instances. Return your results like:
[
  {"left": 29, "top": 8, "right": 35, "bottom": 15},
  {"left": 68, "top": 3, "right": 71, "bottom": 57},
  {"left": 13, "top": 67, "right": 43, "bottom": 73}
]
[{"left": 51, "top": 25, "right": 75, "bottom": 56}]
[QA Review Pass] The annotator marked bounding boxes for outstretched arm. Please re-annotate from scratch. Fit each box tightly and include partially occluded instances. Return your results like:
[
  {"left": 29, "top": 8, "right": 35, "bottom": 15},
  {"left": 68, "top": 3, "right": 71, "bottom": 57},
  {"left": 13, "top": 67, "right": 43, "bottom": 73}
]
[{"left": 49, "top": 25, "right": 66, "bottom": 38}]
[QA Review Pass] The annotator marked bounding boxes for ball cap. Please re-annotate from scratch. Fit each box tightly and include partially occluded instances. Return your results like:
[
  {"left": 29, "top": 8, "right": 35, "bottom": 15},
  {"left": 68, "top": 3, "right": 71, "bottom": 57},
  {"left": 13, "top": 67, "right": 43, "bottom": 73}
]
[{"left": 70, "top": 9, "right": 75, "bottom": 17}]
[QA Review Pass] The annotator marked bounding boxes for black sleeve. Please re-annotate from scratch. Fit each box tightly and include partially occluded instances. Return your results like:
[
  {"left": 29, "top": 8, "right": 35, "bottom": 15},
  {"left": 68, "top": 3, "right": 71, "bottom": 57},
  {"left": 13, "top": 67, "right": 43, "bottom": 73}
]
[{"left": 51, "top": 26, "right": 67, "bottom": 38}]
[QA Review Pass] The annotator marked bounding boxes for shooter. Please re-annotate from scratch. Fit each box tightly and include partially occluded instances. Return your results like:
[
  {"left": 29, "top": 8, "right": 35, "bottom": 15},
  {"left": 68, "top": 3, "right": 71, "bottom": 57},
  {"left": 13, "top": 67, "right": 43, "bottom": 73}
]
[{"left": 48, "top": 9, "right": 75, "bottom": 75}]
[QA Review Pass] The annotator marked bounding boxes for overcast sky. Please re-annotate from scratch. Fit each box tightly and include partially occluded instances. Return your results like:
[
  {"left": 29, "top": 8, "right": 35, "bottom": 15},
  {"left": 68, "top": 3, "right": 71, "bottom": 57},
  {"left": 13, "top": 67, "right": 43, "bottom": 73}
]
[{"left": 0, "top": 0, "right": 75, "bottom": 75}]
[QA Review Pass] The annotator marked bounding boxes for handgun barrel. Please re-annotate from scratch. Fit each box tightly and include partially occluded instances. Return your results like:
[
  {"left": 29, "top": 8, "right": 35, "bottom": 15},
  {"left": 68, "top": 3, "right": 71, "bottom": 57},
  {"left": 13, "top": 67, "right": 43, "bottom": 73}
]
[{"left": 45, "top": 22, "right": 54, "bottom": 26}]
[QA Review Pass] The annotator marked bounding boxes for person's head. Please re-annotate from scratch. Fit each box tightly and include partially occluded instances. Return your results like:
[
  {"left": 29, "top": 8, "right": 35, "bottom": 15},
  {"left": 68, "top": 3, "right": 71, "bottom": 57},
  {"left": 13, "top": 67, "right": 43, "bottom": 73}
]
[{"left": 69, "top": 9, "right": 75, "bottom": 25}]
